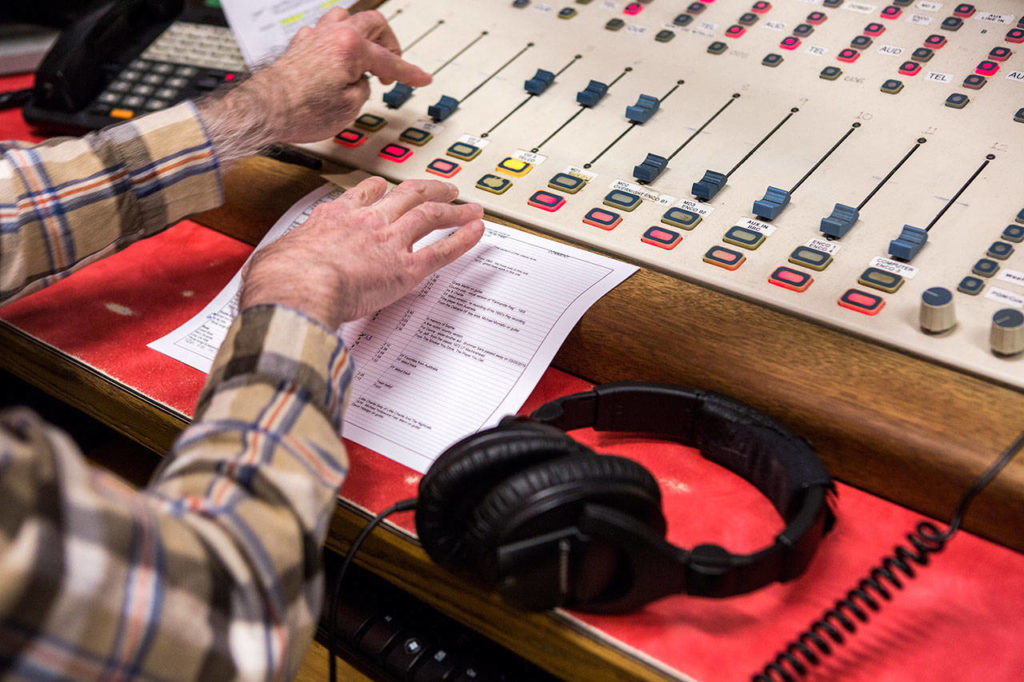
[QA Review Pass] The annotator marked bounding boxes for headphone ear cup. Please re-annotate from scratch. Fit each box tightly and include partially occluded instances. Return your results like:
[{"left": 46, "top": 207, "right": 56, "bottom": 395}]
[
  {"left": 416, "top": 421, "right": 593, "bottom": 572},
  {"left": 463, "top": 454, "right": 666, "bottom": 607}
]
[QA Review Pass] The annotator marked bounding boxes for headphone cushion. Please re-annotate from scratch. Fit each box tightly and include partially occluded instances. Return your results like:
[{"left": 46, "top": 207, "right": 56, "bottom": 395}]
[
  {"left": 464, "top": 454, "right": 665, "bottom": 576},
  {"left": 416, "top": 422, "right": 592, "bottom": 570}
]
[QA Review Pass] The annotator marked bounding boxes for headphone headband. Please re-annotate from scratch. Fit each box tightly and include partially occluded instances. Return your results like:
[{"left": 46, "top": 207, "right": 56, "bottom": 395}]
[{"left": 528, "top": 382, "right": 836, "bottom": 600}]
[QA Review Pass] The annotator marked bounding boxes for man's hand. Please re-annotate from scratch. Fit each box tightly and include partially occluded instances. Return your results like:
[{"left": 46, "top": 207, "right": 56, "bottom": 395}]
[
  {"left": 239, "top": 178, "right": 485, "bottom": 330},
  {"left": 198, "top": 9, "right": 430, "bottom": 159}
]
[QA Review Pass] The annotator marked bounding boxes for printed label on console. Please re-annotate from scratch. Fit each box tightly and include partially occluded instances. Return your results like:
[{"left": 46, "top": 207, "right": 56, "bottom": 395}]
[
  {"left": 806, "top": 45, "right": 828, "bottom": 56},
  {"left": 564, "top": 166, "right": 598, "bottom": 182},
  {"left": 806, "top": 238, "right": 841, "bottom": 254},
  {"left": 926, "top": 72, "right": 953, "bottom": 83},
  {"left": 600, "top": 0, "right": 617, "bottom": 9},
  {"left": 986, "top": 287, "right": 1024, "bottom": 307},
  {"left": 976, "top": 13, "right": 1014, "bottom": 25},
  {"left": 907, "top": 13, "right": 933, "bottom": 25},
  {"left": 997, "top": 269, "right": 1024, "bottom": 289},
  {"left": 916, "top": 1, "right": 942, "bottom": 11},
  {"left": 533, "top": 3, "right": 554, "bottom": 12},
  {"left": 673, "top": 198, "right": 714, "bottom": 217},
  {"left": 513, "top": 150, "right": 547, "bottom": 165},
  {"left": 458, "top": 134, "right": 489, "bottom": 148},
  {"left": 764, "top": 20, "right": 787, "bottom": 31},
  {"left": 1007, "top": 71, "right": 1024, "bottom": 84},
  {"left": 416, "top": 120, "right": 445, "bottom": 133},
  {"left": 844, "top": 3, "right": 877, "bottom": 14},
  {"left": 626, "top": 24, "right": 648, "bottom": 35},
  {"left": 869, "top": 256, "right": 919, "bottom": 279},
  {"left": 878, "top": 45, "right": 904, "bottom": 57},
  {"left": 608, "top": 180, "right": 676, "bottom": 206},
  {"left": 739, "top": 218, "right": 776, "bottom": 236}
]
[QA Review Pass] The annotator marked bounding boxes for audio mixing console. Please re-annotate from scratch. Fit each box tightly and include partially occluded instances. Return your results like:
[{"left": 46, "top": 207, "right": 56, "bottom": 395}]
[{"left": 303, "top": 0, "right": 1024, "bottom": 390}]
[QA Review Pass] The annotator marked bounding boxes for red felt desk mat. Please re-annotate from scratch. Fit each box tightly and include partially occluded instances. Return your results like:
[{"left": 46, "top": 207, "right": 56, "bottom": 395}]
[
  {"left": 3, "top": 75, "right": 1023, "bottom": 680},
  {"left": 3, "top": 220, "right": 1023, "bottom": 682}
]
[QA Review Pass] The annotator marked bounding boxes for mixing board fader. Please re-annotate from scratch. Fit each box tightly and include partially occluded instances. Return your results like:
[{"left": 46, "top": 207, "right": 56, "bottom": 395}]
[{"left": 304, "top": 0, "right": 1024, "bottom": 389}]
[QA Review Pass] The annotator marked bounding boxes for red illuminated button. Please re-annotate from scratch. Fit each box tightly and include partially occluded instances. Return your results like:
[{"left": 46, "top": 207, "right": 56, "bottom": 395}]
[
  {"left": 953, "top": 3, "right": 975, "bottom": 17},
  {"left": 806, "top": 11, "right": 827, "bottom": 25},
  {"left": 880, "top": 6, "right": 901, "bottom": 19},
  {"left": 769, "top": 266, "right": 813, "bottom": 292},
  {"left": 583, "top": 208, "right": 622, "bottom": 230},
  {"left": 925, "top": 34, "right": 947, "bottom": 48},
  {"left": 989, "top": 47, "right": 1012, "bottom": 61},
  {"left": 863, "top": 22, "right": 886, "bottom": 37},
  {"left": 780, "top": 36, "right": 801, "bottom": 50},
  {"left": 838, "top": 288, "right": 885, "bottom": 315},
  {"left": 1008, "top": 29, "right": 1024, "bottom": 44},
  {"left": 623, "top": 2, "right": 642, "bottom": 15},
  {"left": 703, "top": 245, "right": 746, "bottom": 271},
  {"left": 898, "top": 61, "right": 921, "bottom": 75},
  {"left": 725, "top": 25, "right": 746, "bottom": 38},
  {"left": 528, "top": 190, "right": 566, "bottom": 212},
  {"left": 379, "top": 143, "right": 412, "bottom": 162},
  {"left": 976, "top": 60, "right": 1000, "bottom": 76},
  {"left": 837, "top": 48, "right": 861, "bottom": 63},
  {"left": 425, "top": 158, "right": 461, "bottom": 178},
  {"left": 334, "top": 129, "right": 366, "bottom": 147},
  {"left": 751, "top": 1, "right": 771, "bottom": 14},
  {"left": 641, "top": 226, "right": 682, "bottom": 250}
]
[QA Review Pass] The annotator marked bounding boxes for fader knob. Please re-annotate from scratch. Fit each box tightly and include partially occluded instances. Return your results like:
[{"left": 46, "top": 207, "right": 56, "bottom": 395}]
[
  {"left": 919, "top": 286, "right": 956, "bottom": 333},
  {"left": 990, "top": 308, "right": 1024, "bottom": 356}
]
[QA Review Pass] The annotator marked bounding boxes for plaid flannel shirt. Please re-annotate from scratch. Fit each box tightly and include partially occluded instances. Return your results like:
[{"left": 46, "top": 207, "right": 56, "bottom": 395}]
[{"left": 1, "top": 103, "right": 351, "bottom": 680}]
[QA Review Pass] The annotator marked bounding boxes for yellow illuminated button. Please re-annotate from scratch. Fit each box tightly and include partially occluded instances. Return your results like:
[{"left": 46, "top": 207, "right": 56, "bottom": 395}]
[
  {"left": 476, "top": 173, "right": 512, "bottom": 195},
  {"left": 110, "top": 108, "right": 135, "bottom": 120},
  {"left": 602, "top": 190, "right": 641, "bottom": 212},
  {"left": 496, "top": 156, "right": 533, "bottom": 177}
]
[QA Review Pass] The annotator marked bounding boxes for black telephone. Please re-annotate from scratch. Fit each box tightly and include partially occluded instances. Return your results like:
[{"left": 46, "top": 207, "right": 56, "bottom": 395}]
[{"left": 23, "top": 0, "right": 243, "bottom": 135}]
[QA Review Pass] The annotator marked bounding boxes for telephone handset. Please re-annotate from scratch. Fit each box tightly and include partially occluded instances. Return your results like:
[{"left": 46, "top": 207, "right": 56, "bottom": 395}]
[{"left": 23, "top": 0, "right": 243, "bottom": 135}]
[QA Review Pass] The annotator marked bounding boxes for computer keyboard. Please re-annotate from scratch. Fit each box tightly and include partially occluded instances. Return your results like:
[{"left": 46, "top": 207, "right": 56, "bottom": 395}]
[{"left": 318, "top": 552, "right": 562, "bottom": 681}]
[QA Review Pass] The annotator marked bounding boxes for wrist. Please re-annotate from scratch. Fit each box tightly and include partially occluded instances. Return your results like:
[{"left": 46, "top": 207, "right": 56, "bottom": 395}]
[{"left": 195, "top": 77, "right": 282, "bottom": 162}]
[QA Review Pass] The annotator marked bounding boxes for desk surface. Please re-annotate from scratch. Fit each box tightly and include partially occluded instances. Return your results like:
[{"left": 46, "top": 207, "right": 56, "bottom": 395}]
[
  {"left": 2, "top": 195, "right": 1024, "bottom": 682},
  {"left": 3, "top": 76, "right": 1024, "bottom": 681}
]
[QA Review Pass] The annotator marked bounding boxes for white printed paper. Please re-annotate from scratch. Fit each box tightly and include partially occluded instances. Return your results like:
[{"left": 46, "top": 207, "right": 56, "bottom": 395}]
[
  {"left": 149, "top": 185, "right": 637, "bottom": 473},
  {"left": 220, "top": 0, "right": 357, "bottom": 67}
]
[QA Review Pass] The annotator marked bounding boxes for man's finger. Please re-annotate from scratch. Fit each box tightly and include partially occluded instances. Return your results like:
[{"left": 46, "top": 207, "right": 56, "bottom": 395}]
[
  {"left": 337, "top": 176, "right": 389, "bottom": 208},
  {"left": 402, "top": 202, "right": 485, "bottom": 244},
  {"left": 317, "top": 7, "right": 350, "bottom": 25},
  {"left": 374, "top": 180, "right": 457, "bottom": 224},
  {"left": 361, "top": 41, "right": 431, "bottom": 87},
  {"left": 343, "top": 10, "right": 401, "bottom": 55},
  {"left": 410, "top": 220, "right": 486, "bottom": 279}
]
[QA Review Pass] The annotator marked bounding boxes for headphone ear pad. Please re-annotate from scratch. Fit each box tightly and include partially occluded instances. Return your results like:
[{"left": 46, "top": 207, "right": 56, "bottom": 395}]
[
  {"left": 463, "top": 454, "right": 666, "bottom": 591},
  {"left": 416, "top": 422, "right": 593, "bottom": 571}
]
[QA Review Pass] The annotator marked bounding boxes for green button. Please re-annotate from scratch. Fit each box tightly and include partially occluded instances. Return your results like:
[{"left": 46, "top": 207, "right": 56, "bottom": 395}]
[
  {"left": 447, "top": 142, "right": 482, "bottom": 161},
  {"left": 661, "top": 207, "right": 701, "bottom": 230},
  {"left": 857, "top": 266, "right": 904, "bottom": 293},
  {"left": 788, "top": 246, "right": 833, "bottom": 271},
  {"left": 880, "top": 79, "right": 904, "bottom": 94},
  {"left": 723, "top": 225, "right": 766, "bottom": 250},
  {"left": 548, "top": 172, "right": 586, "bottom": 194},
  {"left": 603, "top": 190, "right": 642, "bottom": 212},
  {"left": 399, "top": 127, "right": 433, "bottom": 146},
  {"left": 475, "top": 173, "right": 512, "bottom": 195},
  {"left": 354, "top": 113, "right": 387, "bottom": 131},
  {"left": 820, "top": 66, "right": 842, "bottom": 80},
  {"left": 708, "top": 41, "right": 728, "bottom": 55},
  {"left": 957, "top": 276, "right": 984, "bottom": 295}
]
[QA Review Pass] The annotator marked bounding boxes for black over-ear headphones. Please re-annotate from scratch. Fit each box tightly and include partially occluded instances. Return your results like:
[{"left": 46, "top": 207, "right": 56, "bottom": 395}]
[{"left": 415, "top": 381, "right": 836, "bottom": 613}]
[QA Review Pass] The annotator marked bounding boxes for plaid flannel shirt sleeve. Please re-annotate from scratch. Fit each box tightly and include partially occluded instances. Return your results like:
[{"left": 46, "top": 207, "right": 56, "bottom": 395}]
[
  {"left": 1, "top": 103, "right": 353, "bottom": 680},
  {"left": 1, "top": 101, "right": 222, "bottom": 305}
]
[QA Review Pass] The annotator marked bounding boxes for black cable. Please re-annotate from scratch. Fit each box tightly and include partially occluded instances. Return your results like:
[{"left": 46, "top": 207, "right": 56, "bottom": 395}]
[
  {"left": 327, "top": 497, "right": 418, "bottom": 682},
  {"left": 0, "top": 89, "right": 32, "bottom": 111},
  {"left": 752, "top": 429, "right": 1024, "bottom": 682}
]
